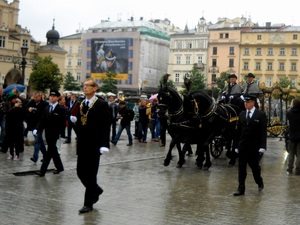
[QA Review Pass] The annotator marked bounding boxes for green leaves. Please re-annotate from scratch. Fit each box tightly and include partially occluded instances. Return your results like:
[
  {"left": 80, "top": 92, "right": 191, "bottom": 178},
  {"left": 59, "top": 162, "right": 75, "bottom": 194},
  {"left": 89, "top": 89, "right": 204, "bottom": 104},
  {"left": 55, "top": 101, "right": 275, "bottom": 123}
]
[{"left": 30, "top": 56, "right": 63, "bottom": 92}]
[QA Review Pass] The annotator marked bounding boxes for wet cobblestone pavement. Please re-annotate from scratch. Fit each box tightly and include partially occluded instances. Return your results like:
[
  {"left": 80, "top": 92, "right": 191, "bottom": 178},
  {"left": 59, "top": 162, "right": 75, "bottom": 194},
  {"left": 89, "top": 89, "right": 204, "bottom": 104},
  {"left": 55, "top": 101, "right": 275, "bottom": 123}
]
[{"left": 0, "top": 130, "right": 299, "bottom": 225}]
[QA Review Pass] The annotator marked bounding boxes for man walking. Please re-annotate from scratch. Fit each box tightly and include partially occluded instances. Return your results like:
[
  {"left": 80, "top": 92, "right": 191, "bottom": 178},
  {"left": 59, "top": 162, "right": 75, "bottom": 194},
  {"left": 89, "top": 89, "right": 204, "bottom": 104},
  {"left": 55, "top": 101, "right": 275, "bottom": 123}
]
[
  {"left": 27, "top": 91, "right": 48, "bottom": 163},
  {"left": 66, "top": 93, "right": 78, "bottom": 143},
  {"left": 34, "top": 90, "right": 66, "bottom": 176},
  {"left": 233, "top": 95, "right": 267, "bottom": 196},
  {"left": 70, "top": 78, "right": 111, "bottom": 214},
  {"left": 111, "top": 101, "right": 134, "bottom": 146},
  {"left": 286, "top": 99, "right": 300, "bottom": 175}
]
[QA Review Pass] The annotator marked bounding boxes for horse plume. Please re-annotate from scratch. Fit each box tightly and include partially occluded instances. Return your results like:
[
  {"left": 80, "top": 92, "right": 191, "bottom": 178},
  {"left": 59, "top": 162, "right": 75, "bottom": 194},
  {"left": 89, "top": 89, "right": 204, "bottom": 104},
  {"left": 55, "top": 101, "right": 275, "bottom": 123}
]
[
  {"left": 184, "top": 77, "right": 192, "bottom": 93},
  {"left": 162, "top": 73, "right": 170, "bottom": 86}
]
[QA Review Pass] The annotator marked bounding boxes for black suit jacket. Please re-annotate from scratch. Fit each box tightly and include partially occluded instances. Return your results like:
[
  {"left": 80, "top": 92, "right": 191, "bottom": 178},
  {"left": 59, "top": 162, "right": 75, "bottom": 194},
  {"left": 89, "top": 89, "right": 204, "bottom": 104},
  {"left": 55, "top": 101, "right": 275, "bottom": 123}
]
[
  {"left": 236, "top": 108, "right": 267, "bottom": 154},
  {"left": 75, "top": 97, "right": 111, "bottom": 156},
  {"left": 36, "top": 104, "right": 66, "bottom": 142}
]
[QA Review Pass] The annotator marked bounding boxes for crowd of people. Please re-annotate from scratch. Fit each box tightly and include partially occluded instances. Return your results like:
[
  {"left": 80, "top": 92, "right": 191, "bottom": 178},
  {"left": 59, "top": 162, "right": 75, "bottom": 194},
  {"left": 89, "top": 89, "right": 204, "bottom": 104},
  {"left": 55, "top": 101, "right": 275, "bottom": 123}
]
[{"left": 0, "top": 74, "right": 299, "bottom": 212}]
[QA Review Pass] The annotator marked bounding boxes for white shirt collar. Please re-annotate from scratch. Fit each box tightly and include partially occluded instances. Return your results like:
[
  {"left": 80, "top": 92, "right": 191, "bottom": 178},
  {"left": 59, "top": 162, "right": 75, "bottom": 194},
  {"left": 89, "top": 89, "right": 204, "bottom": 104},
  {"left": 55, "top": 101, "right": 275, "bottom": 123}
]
[{"left": 85, "top": 95, "right": 96, "bottom": 104}]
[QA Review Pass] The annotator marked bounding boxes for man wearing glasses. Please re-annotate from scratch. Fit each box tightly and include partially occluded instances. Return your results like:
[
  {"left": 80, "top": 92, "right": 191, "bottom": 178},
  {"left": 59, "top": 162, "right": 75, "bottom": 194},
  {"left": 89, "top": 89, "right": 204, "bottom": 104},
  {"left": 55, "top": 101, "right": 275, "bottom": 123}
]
[{"left": 70, "top": 78, "right": 111, "bottom": 213}]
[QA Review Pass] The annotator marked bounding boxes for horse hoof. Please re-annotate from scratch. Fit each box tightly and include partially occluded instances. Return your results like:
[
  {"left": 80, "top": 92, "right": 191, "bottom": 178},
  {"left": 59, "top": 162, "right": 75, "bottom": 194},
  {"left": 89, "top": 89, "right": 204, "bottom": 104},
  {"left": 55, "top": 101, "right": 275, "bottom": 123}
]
[
  {"left": 163, "top": 159, "right": 170, "bottom": 166},
  {"left": 203, "top": 163, "right": 212, "bottom": 170}
]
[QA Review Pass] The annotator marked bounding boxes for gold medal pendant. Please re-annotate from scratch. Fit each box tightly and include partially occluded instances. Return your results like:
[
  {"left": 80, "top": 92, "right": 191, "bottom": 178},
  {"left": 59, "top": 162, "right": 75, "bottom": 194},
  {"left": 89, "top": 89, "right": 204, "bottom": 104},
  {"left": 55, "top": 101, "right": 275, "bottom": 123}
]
[
  {"left": 80, "top": 96, "right": 98, "bottom": 126},
  {"left": 81, "top": 115, "right": 87, "bottom": 125}
]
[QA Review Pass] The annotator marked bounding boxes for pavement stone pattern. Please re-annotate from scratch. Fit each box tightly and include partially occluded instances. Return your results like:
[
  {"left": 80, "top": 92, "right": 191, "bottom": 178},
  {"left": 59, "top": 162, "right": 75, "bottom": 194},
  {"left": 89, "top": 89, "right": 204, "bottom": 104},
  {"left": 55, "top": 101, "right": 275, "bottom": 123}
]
[{"left": 0, "top": 126, "right": 299, "bottom": 225}]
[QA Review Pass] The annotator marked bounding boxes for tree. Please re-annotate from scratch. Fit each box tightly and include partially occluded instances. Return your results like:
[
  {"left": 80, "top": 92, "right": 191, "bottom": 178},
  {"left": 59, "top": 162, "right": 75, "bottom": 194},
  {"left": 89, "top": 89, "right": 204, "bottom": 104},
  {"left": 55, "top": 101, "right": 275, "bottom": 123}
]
[
  {"left": 30, "top": 56, "right": 63, "bottom": 92},
  {"left": 63, "top": 72, "right": 80, "bottom": 91},
  {"left": 279, "top": 76, "right": 291, "bottom": 88},
  {"left": 98, "top": 71, "right": 118, "bottom": 94},
  {"left": 180, "top": 63, "right": 206, "bottom": 95},
  {"left": 215, "top": 72, "right": 229, "bottom": 91}
]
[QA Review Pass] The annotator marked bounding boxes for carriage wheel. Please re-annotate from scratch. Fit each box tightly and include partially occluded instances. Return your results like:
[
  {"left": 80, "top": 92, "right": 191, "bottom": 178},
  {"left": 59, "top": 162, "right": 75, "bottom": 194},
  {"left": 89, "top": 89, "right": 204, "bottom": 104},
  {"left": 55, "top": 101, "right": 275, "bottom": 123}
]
[{"left": 210, "top": 138, "right": 223, "bottom": 159}]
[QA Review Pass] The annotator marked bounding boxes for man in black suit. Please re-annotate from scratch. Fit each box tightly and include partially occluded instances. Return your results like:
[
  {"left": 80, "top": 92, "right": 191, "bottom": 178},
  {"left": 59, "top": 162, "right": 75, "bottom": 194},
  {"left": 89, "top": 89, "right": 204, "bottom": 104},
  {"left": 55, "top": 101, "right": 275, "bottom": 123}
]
[
  {"left": 65, "top": 93, "right": 78, "bottom": 143},
  {"left": 233, "top": 95, "right": 267, "bottom": 196},
  {"left": 70, "top": 78, "right": 111, "bottom": 214},
  {"left": 34, "top": 90, "right": 66, "bottom": 176},
  {"left": 27, "top": 91, "right": 49, "bottom": 162}
]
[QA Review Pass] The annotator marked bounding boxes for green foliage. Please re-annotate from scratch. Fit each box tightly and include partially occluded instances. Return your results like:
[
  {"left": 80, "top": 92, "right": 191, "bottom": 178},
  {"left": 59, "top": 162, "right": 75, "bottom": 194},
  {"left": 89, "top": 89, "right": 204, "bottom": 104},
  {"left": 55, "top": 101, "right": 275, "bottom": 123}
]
[
  {"left": 180, "top": 64, "right": 206, "bottom": 95},
  {"left": 98, "top": 71, "right": 118, "bottom": 94},
  {"left": 215, "top": 72, "right": 229, "bottom": 91},
  {"left": 279, "top": 77, "right": 291, "bottom": 88},
  {"left": 63, "top": 72, "right": 80, "bottom": 91},
  {"left": 30, "top": 56, "right": 63, "bottom": 92}
]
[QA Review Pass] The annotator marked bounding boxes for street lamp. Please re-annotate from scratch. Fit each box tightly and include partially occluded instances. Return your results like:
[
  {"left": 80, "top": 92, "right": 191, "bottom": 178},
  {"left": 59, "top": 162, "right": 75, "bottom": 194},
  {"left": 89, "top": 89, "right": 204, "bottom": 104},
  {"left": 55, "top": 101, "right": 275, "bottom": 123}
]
[{"left": 21, "top": 46, "right": 28, "bottom": 85}]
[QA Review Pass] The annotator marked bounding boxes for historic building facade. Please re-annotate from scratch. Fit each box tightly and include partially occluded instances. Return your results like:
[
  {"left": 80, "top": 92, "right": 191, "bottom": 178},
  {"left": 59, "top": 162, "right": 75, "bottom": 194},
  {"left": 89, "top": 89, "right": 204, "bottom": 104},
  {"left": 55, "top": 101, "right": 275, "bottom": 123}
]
[
  {"left": 0, "top": 0, "right": 39, "bottom": 90},
  {"left": 168, "top": 17, "right": 209, "bottom": 91},
  {"left": 60, "top": 33, "right": 83, "bottom": 84},
  {"left": 240, "top": 26, "right": 300, "bottom": 90}
]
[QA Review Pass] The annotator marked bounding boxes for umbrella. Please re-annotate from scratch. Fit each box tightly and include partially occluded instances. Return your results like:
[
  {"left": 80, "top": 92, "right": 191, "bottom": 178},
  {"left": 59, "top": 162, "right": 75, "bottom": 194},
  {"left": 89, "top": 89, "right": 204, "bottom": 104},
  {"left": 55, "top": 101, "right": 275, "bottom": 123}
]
[
  {"left": 106, "top": 92, "right": 116, "bottom": 96},
  {"left": 3, "top": 84, "right": 25, "bottom": 94},
  {"left": 149, "top": 93, "right": 158, "bottom": 102}
]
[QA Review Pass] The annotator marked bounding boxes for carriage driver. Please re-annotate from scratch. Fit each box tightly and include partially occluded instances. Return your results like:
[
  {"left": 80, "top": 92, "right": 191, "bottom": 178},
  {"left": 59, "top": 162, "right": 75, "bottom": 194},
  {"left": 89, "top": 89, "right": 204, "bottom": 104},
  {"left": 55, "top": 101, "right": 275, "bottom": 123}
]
[{"left": 220, "top": 74, "right": 243, "bottom": 104}]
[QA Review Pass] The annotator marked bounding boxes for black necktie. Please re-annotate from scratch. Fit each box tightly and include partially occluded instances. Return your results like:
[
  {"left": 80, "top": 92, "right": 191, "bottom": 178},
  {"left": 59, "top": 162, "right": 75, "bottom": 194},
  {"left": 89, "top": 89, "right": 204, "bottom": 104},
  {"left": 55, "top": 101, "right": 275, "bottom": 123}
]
[
  {"left": 247, "top": 111, "right": 251, "bottom": 125},
  {"left": 49, "top": 105, "right": 53, "bottom": 113},
  {"left": 86, "top": 101, "right": 89, "bottom": 107}
]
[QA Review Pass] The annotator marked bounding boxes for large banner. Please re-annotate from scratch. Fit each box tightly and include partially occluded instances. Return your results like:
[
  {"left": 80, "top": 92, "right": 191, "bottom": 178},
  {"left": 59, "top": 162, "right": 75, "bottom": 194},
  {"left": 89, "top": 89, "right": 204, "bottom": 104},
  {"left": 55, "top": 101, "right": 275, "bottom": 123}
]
[{"left": 91, "top": 38, "right": 129, "bottom": 80}]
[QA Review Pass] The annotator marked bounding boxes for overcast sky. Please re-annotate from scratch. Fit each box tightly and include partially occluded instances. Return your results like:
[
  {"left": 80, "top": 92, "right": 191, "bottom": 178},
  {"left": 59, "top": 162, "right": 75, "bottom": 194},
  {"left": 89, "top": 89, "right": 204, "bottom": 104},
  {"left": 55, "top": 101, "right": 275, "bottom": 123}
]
[{"left": 17, "top": 0, "right": 300, "bottom": 42}]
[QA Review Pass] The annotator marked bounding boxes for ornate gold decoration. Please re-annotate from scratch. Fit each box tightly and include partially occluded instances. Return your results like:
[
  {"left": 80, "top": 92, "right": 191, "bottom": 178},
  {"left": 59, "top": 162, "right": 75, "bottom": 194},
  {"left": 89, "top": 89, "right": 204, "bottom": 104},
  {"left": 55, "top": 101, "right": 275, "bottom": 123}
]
[
  {"left": 80, "top": 97, "right": 98, "bottom": 125},
  {"left": 267, "top": 117, "right": 288, "bottom": 136}
]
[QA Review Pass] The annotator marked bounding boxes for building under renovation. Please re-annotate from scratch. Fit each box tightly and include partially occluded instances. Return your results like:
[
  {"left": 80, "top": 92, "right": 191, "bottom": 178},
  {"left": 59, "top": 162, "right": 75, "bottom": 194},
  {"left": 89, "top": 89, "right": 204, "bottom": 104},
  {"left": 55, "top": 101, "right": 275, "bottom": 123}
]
[{"left": 81, "top": 18, "right": 170, "bottom": 95}]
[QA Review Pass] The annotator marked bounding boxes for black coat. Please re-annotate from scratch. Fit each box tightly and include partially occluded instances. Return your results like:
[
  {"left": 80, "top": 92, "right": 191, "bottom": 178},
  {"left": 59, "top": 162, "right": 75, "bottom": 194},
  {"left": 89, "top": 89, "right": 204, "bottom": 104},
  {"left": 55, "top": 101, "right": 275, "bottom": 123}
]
[
  {"left": 26, "top": 99, "right": 49, "bottom": 131},
  {"left": 74, "top": 98, "right": 111, "bottom": 156},
  {"left": 36, "top": 104, "right": 66, "bottom": 142},
  {"left": 118, "top": 106, "right": 134, "bottom": 127},
  {"left": 287, "top": 106, "right": 300, "bottom": 142},
  {"left": 236, "top": 109, "right": 267, "bottom": 154}
]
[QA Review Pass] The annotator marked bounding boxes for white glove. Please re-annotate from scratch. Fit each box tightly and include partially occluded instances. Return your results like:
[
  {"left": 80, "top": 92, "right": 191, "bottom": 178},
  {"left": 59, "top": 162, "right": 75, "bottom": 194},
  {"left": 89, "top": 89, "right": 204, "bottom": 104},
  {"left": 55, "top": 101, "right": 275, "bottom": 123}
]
[
  {"left": 221, "top": 96, "right": 226, "bottom": 100},
  {"left": 229, "top": 95, "right": 234, "bottom": 99},
  {"left": 259, "top": 148, "right": 266, "bottom": 153},
  {"left": 240, "top": 95, "right": 245, "bottom": 101},
  {"left": 70, "top": 116, "right": 77, "bottom": 123},
  {"left": 32, "top": 129, "right": 37, "bottom": 136},
  {"left": 235, "top": 148, "right": 239, "bottom": 153},
  {"left": 100, "top": 147, "right": 109, "bottom": 154}
]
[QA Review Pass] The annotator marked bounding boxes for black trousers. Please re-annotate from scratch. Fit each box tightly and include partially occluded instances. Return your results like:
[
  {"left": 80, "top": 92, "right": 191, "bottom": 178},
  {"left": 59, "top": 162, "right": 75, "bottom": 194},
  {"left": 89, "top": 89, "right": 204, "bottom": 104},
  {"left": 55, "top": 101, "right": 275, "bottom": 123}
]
[
  {"left": 238, "top": 152, "right": 263, "bottom": 191},
  {"left": 40, "top": 138, "right": 64, "bottom": 174},
  {"left": 77, "top": 152, "right": 102, "bottom": 207}
]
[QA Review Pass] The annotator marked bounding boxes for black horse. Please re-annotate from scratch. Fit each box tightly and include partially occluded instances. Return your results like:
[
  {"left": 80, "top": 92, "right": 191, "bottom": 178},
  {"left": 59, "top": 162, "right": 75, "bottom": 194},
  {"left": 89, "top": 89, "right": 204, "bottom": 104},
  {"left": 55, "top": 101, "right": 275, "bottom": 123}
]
[
  {"left": 158, "top": 85, "right": 212, "bottom": 169},
  {"left": 158, "top": 75, "right": 241, "bottom": 169}
]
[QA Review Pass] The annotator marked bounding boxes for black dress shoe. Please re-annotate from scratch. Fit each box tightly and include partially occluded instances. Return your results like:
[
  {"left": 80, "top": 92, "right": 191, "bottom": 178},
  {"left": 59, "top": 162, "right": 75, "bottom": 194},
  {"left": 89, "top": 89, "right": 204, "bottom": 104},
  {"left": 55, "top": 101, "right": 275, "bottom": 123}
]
[
  {"left": 30, "top": 157, "right": 37, "bottom": 163},
  {"left": 110, "top": 140, "right": 117, "bottom": 145},
  {"left": 93, "top": 187, "right": 104, "bottom": 204},
  {"left": 233, "top": 190, "right": 245, "bottom": 196},
  {"left": 127, "top": 143, "right": 132, "bottom": 146},
  {"left": 79, "top": 206, "right": 93, "bottom": 214},
  {"left": 258, "top": 183, "right": 264, "bottom": 192},
  {"left": 53, "top": 170, "right": 63, "bottom": 174},
  {"left": 35, "top": 171, "right": 45, "bottom": 177}
]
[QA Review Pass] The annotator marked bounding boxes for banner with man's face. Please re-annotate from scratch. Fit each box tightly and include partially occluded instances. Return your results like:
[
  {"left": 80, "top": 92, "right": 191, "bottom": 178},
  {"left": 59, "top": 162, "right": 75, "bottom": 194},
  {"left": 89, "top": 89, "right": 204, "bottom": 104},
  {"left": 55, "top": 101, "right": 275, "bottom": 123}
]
[{"left": 91, "top": 38, "right": 129, "bottom": 80}]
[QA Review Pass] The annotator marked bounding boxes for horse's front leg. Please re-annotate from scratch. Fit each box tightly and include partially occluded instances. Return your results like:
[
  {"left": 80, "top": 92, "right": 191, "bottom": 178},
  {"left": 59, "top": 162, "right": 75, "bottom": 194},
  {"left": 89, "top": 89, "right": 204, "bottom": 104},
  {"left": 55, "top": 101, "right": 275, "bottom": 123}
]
[
  {"left": 195, "top": 144, "right": 205, "bottom": 169},
  {"left": 163, "top": 139, "right": 176, "bottom": 166},
  {"left": 203, "top": 144, "right": 212, "bottom": 170},
  {"left": 176, "top": 143, "right": 186, "bottom": 168}
]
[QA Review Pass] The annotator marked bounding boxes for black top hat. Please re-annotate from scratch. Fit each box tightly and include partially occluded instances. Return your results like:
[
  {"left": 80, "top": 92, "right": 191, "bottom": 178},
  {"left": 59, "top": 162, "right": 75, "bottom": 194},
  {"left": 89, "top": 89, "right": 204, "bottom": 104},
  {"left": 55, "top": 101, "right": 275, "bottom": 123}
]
[
  {"left": 244, "top": 94, "right": 256, "bottom": 101},
  {"left": 246, "top": 73, "right": 255, "bottom": 78},
  {"left": 49, "top": 90, "right": 61, "bottom": 97},
  {"left": 228, "top": 74, "right": 237, "bottom": 79}
]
